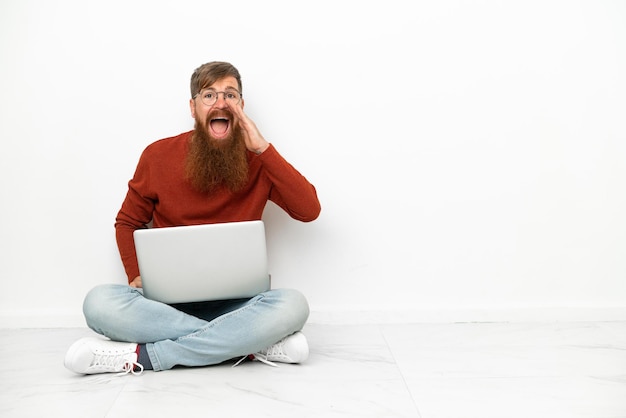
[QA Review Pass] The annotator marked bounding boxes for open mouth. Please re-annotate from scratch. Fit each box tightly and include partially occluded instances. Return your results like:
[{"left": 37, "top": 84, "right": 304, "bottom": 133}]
[{"left": 209, "top": 116, "right": 230, "bottom": 139}]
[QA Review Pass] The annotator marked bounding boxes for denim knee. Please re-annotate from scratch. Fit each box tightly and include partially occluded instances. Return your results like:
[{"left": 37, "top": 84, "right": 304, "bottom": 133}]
[
  {"left": 272, "top": 288, "right": 310, "bottom": 331},
  {"left": 82, "top": 284, "right": 133, "bottom": 332}
]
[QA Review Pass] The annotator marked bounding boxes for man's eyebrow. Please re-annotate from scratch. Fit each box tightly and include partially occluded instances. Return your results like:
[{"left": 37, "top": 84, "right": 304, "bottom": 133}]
[{"left": 201, "top": 86, "right": 239, "bottom": 92}]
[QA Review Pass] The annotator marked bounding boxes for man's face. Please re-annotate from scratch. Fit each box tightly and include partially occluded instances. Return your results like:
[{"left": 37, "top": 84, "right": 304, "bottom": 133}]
[{"left": 189, "top": 76, "right": 244, "bottom": 143}]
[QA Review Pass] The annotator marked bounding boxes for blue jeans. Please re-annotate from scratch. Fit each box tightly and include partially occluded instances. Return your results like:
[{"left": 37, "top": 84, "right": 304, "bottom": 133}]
[{"left": 82, "top": 284, "right": 309, "bottom": 371}]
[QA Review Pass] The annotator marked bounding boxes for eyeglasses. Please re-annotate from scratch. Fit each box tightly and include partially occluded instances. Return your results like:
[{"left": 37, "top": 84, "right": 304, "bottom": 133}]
[{"left": 193, "top": 88, "right": 242, "bottom": 106}]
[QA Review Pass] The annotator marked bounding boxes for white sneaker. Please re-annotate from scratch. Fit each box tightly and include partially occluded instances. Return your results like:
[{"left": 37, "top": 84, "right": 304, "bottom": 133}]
[
  {"left": 64, "top": 337, "right": 143, "bottom": 375},
  {"left": 250, "top": 331, "right": 309, "bottom": 367}
]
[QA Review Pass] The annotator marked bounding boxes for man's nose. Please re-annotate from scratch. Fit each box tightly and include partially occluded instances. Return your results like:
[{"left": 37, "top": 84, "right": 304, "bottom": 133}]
[{"left": 213, "top": 93, "right": 228, "bottom": 108}]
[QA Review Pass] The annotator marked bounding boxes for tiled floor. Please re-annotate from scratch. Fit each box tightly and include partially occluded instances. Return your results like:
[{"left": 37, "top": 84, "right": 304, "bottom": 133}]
[{"left": 1, "top": 322, "right": 625, "bottom": 417}]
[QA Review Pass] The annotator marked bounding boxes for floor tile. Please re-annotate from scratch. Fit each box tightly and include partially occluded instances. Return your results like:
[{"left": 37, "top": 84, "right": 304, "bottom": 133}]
[
  {"left": 382, "top": 322, "right": 626, "bottom": 417},
  {"left": 405, "top": 376, "right": 626, "bottom": 418},
  {"left": 2, "top": 322, "right": 625, "bottom": 418}
]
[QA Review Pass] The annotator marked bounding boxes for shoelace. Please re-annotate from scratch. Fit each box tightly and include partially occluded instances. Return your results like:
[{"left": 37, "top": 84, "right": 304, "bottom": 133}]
[
  {"left": 233, "top": 338, "right": 294, "bottom": 367},
  {"left": 232, "top": 353, "right": 279, "bottom": 368},
  {"left": 117, "top": 361, "right": 144, "bottom": 376},
  {"left": 262, "top": 340, "right": 286, "bottom": 359},
  {"left": 92, "top": 352, "right": 144, "bottom": 376},
  {"left": 232, "top": 337, "right": 289, "bottom": 368}
]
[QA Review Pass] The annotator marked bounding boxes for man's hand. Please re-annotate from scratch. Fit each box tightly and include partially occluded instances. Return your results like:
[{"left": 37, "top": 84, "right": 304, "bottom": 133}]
[
  {"left": 129, "top": 276, "right": 142, "bottom": 288},
  {"left": 228, "top": 101, "right": 270, "bottom": 154}
]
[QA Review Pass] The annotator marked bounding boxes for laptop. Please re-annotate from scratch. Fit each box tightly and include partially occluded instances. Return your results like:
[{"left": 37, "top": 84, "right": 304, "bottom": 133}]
[{"left": 133, "top": 220, "right": 270, "bottom": 304}]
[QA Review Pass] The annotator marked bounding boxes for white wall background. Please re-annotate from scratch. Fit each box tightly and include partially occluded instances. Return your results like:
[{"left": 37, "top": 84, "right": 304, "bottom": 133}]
[{"left": 1, "top": 0, "right": 625, "bottom": 327}]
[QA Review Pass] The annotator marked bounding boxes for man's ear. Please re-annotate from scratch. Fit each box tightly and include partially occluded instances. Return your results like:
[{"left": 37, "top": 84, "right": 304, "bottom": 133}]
[{"left": 189, "top": 98, "right": 196, "bottom": 118}]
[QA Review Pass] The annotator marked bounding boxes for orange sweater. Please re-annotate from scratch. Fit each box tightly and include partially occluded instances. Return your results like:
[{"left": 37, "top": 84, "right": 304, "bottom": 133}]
[{"left": 115, "top": 130, "right": 321, "bottom": 282}]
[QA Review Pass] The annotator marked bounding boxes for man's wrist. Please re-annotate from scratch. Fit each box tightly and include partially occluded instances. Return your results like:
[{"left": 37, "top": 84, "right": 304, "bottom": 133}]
[{"left": 254, "top": 143, "right": 270, "bottom": 155}]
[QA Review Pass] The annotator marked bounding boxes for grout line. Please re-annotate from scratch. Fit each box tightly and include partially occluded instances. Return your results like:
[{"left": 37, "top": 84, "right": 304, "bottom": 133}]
[{"left": 379, "top": 325, "right": 424, "bottom": 418}]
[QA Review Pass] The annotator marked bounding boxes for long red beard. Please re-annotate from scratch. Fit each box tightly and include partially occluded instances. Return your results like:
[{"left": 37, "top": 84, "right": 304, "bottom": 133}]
[{"left": 185, "top": 117, "right": 249, "bottom": 193}]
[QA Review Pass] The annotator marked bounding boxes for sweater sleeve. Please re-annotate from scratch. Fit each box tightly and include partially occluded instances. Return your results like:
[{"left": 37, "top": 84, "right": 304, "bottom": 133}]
[
  {"left": 114, "top": 148, "right": 157, "bottom": 282},
  {"left": 257, "top": 144, "right": 321, "bottom": 222}
]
